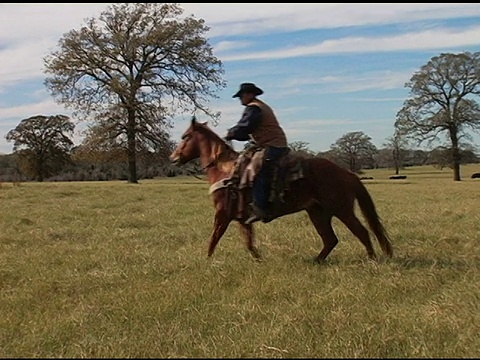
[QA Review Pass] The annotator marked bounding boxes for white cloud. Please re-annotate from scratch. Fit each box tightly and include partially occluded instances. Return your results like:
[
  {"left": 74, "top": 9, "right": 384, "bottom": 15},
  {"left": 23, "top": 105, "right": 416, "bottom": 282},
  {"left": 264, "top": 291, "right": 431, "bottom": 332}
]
[
  {"left": 279, "top": 70, "right": 412, "bottom": 93},
  {"left": 218, "top": 25, "right": 480, "bottom": 61},
  {"left": 182, "top": 4, "right": 480, "bottom": 36},
  {"left": 0, "top": 98, "right": 65, "bottom": 119}
]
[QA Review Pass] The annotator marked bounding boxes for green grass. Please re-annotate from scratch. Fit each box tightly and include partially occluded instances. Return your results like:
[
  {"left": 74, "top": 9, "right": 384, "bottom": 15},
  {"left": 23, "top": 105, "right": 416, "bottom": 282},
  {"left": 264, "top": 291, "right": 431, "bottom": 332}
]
[{"left": 0, "top": 164, "right": 479, "bottom": 357}]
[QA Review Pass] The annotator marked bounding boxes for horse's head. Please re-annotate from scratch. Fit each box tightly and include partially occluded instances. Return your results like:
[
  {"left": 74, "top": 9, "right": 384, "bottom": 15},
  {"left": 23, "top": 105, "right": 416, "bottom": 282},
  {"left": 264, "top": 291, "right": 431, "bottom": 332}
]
[
  {"left": 170, "top": 116, "right": 203, "bottom": 165},
  {"left": 170, "top": 116, "right": 239, "bottom": 172}
]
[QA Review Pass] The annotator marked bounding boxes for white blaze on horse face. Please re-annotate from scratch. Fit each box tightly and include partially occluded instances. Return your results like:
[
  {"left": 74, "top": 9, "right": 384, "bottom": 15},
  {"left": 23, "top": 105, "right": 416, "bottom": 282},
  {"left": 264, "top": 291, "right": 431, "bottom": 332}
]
[
  {"left": 169, "top": 146, "right": 178, "bottom": 162},
  {"left": 169, "top": 140, "right": 185, "bottom": 163},
  {"left": 169, "top": 151, "right": 178, "bottom": 163},
  {"left": 170, "top": 132, "right": 195, "bottom": 164}
]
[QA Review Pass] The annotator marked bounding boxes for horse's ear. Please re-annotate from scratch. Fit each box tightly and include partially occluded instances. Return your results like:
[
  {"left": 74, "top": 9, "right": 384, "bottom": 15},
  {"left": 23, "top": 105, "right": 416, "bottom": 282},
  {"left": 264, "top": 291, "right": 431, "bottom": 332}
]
[{"left": 191, "top": 115, "right": 197, "bottom": 125}]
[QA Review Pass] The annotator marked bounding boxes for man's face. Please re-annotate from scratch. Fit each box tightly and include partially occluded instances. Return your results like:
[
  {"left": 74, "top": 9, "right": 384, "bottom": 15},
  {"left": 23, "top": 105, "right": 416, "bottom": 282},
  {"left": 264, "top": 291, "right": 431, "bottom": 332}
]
[{"left": 240, "top": 92, "right": 254, "bottom": 105}]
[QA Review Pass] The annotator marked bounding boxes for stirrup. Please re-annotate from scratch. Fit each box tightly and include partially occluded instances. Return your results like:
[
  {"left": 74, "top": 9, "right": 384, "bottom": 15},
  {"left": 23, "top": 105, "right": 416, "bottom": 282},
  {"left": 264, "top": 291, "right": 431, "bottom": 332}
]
[
  {"left": 244, "top": 213, "right": 261, "bottom": 225},
  {"left": 244, "top": 203, "right": 271, "bottom": 225}
]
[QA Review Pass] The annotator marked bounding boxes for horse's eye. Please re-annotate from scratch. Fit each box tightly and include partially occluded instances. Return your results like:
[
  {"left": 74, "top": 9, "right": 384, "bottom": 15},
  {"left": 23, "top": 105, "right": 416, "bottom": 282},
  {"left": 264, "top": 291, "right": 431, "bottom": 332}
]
[{"left": 181, "top": 133, "right": 192, "bottom": 140}]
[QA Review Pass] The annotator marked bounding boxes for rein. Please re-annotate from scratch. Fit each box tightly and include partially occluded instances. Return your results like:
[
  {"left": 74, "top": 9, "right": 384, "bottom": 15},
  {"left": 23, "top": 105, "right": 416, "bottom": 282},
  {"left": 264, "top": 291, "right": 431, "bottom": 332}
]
[{"left": 186, "top": 168, "right": 207, "bottom": 181}]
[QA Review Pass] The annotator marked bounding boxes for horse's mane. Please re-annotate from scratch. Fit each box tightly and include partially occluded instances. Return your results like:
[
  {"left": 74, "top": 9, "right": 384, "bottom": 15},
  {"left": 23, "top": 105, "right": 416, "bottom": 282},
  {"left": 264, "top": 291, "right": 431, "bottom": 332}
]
[{"left": 195, "top": 122, "right": 239, "bottom": 161}]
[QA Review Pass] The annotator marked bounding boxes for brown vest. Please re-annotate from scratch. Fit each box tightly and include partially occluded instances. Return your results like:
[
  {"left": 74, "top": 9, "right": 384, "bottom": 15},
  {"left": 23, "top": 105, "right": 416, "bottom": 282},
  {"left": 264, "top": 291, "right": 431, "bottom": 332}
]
[{"left": 247, "top": 99, "right": 287, "bottom": 147}]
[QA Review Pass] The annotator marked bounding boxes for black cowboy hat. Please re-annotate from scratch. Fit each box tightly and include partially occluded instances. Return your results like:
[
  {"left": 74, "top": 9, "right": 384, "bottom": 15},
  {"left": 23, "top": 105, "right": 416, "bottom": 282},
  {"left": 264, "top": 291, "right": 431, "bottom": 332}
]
[{"left": 232, "top": 83, "right": 264, "bottom": 98}]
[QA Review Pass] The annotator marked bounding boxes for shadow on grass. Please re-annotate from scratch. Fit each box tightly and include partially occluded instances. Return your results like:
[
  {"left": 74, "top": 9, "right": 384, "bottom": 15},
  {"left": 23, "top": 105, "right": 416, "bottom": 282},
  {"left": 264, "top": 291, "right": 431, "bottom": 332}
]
[
  {"left": 294, "top": 253, "right": 474, "bottom": 271},
  {"left": 391, "top": 254, "right": 474, "bottom": 270}
]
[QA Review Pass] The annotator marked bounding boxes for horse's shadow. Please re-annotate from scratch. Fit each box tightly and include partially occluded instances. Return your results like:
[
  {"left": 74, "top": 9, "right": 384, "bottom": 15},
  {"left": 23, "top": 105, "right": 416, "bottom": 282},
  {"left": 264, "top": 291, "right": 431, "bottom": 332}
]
[
  {"left": 388, "top": 254, "right": 472, "bottom": 270},
  {"left": 296, "top": 253, "right": 472, "bottom": 271}
]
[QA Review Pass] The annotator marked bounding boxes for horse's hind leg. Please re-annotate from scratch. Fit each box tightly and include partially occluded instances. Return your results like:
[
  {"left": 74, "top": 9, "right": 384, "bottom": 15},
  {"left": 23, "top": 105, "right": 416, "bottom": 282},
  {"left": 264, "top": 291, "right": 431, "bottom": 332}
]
[
  {"left": 238, "top": 223, "right": 261, "bottom": 260},
  {"left": 306, "top": 205, "right": 339, "bottom": 263},
  {"left": 337, "top": 211, "right": 376, "bottom": 260}
]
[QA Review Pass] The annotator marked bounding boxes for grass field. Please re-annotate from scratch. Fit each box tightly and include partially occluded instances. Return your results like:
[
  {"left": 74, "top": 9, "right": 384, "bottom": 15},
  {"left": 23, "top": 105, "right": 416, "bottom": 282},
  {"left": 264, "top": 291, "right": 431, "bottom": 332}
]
[{"left": 0, "top": 165, "right": 479, "bottom": 358}]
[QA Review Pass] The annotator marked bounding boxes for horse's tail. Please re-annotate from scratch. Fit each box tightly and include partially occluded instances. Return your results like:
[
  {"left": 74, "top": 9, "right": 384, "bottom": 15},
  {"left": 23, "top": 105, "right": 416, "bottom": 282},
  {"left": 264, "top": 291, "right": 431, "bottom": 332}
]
[{"left": 355, "top": 181, "right": 394, "bottom": 257}]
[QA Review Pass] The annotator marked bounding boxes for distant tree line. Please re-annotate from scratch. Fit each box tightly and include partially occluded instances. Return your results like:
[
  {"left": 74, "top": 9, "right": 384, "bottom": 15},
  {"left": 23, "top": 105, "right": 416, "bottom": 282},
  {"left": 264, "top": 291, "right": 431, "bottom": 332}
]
[{"left": 1, "top": 120, "right": 478, "bottom": 182}]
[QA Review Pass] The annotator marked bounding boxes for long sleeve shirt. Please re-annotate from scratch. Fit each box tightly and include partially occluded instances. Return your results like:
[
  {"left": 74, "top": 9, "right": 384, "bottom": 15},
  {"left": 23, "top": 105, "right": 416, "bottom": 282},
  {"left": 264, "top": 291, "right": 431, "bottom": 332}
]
[{"left": 227, "top": 105, "right": 262, "bottom": 141}]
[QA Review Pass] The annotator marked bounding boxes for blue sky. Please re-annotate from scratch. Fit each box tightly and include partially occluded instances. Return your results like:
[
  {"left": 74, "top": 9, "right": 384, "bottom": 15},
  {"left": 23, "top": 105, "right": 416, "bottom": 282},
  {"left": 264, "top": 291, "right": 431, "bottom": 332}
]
[{"left": 1, "top": 3, "right": 480, "bottom": 154}]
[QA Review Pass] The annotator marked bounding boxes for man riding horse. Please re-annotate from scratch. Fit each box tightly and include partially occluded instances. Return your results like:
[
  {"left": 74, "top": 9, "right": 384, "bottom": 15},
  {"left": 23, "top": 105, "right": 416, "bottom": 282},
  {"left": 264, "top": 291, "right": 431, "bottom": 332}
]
[{"left": 225, "top": 83, "right": 289, "bottom": 224}]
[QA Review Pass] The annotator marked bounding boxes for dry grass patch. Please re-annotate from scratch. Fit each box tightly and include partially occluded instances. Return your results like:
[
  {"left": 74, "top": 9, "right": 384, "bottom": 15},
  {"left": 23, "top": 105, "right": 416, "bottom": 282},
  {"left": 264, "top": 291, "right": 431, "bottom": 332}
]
[{"left": 0, "top": 170, "right": 479, "bottom": 357}]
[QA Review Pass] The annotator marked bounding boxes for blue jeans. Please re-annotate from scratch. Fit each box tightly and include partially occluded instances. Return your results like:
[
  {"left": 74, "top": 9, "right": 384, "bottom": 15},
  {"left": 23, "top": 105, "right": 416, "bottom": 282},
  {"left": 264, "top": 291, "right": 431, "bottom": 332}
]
[{"left": 252, "top": 146, "right": 287, "bottom": 210}]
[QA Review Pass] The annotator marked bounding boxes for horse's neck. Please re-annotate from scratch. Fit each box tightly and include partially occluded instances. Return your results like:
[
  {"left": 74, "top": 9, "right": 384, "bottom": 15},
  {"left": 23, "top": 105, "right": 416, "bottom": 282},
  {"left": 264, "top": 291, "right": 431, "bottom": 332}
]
[
  {"left": 205, "top": 163, "right": 235, "bottom": 185},
  {"left": 201, "top": 140, "right": 238, "bottom": 185}
]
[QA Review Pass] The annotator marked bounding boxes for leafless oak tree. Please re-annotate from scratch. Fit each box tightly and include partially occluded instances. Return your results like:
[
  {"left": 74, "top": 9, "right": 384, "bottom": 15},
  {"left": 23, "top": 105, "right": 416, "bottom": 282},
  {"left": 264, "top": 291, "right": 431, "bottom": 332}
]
[
  {"left": 44, "top": 3, "right": 226, "bottom": 183},
  {"left": 395, "top": 52, "right": 480, "bottom": 181}
]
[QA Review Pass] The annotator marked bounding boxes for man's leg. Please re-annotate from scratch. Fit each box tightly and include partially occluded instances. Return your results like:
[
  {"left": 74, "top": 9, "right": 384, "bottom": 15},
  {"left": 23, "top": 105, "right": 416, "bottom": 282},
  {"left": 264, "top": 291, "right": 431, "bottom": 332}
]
[
  {"left": 262, "top": 146, "right": 286, "bottom": 205},
  {"left": 244, "top": 165, "right": 269, "bottom": 224},
  {"left": 245, "top": 147, "right": 284, "bottom": 224}
]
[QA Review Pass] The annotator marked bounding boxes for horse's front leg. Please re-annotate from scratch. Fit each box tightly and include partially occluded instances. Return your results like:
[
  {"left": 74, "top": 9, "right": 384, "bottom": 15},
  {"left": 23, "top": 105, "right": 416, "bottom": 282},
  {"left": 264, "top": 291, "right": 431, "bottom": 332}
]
[
  {"left": 207, "top": 210, "right": 231, "bottom": 257},
  {"left": 238, "top": 222, "right": 261, "bottom": 260}
]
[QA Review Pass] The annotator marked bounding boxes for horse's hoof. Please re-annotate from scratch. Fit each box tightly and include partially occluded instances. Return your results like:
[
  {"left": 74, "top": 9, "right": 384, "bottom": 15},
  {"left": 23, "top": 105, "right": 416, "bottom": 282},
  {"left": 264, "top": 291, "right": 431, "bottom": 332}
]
[
  {"left": 250, "top": 250, "right": 262, "bottom": 260},
  {"left": 248, "top": 247, "right": 262, "bottom": 261},
  {"left": 367, "top": 254, "right": 377, "bottom": 261}
]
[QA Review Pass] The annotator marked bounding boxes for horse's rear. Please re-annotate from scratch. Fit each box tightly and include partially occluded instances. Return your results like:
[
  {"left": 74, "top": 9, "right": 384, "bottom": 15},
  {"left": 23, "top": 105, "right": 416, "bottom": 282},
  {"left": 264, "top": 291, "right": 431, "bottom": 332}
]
[
  {"left": 278, "top": 156, "right": 393, "bottom": 261},
  {"left": 216, "top": 152, "right": 394, "bottom": 262}
]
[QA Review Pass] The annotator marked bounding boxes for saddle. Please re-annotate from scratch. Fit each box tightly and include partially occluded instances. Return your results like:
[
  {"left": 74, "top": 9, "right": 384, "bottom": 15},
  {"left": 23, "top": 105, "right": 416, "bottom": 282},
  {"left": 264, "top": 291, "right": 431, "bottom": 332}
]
[{"left": 211, "top": 146, "right": 305, "bottom": 220}]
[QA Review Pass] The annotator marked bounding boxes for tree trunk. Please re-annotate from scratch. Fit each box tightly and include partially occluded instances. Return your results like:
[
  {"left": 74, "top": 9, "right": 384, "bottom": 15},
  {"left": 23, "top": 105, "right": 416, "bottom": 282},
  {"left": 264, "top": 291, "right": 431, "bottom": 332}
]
[
  {"left": 393, "top": 148, "right": 399, "bottom": 175},
  {"left": 452, "top": 146, "right": 461, "bottom": 181},
  {"left": 36, "top": 157, "right": 44, "bottom": 182},
  {"left": 126, "top": 112, "right": 138, "bottom": 184},
  {"left": 450, "top": 130, "right": 461, "bottom": 181}
]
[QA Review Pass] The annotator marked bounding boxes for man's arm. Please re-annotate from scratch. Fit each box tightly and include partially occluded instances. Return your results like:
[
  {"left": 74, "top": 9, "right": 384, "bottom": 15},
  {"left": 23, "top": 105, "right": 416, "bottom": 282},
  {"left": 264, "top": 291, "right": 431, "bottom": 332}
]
[{"left": 225, "top": 105, "right": 262, "bottom": 141}]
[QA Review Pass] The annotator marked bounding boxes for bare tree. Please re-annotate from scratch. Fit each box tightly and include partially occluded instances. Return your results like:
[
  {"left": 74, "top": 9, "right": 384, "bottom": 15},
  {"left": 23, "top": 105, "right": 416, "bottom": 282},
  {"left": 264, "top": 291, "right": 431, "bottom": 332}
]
[
  {"left": 44, "top": 3, "right": 226, "bottom": 183},
  {"left": 5, "top": 115, "right": 75, "bottom": 181},
  {"left": 330, "top": 131, "right": 377, "bottom": 172},
  {"left": 383, "top": 130, "right": 409, "bottom": 175},
  {"left": 289, "top": 140, "right": 315, "bottom": 157},
  {"left": 395, "top": 51, "right": 480, "bottom": 181}
]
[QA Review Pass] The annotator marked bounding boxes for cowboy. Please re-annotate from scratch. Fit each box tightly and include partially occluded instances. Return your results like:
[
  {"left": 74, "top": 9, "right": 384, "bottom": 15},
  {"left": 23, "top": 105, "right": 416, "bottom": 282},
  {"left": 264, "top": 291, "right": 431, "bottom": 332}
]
[{"left": 225, "top": 82, "right": 289, "bottom": 224}]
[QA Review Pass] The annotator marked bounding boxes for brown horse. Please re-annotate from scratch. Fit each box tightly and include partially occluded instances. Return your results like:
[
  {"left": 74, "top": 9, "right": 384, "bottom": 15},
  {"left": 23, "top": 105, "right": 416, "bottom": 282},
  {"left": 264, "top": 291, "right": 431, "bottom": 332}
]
[{"left": 170, "top": 116, "right": 393, "bottom": 263}]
